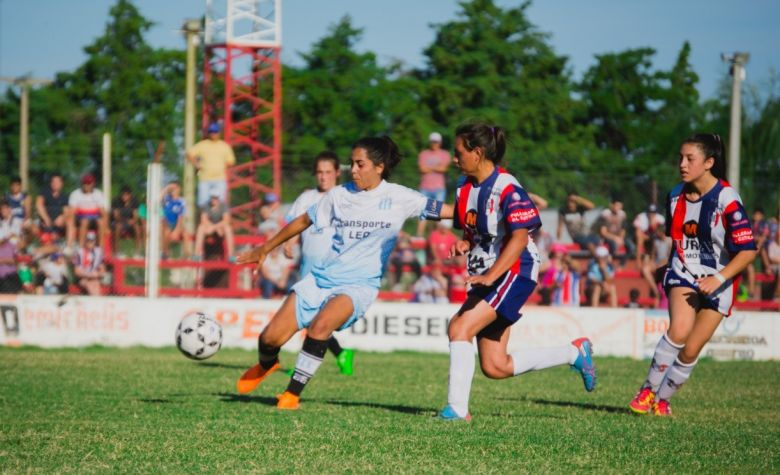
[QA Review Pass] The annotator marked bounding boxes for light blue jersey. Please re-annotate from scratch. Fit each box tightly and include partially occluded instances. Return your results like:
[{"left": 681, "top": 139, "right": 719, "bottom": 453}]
[
  {"left": 286, "top": 188, "right": 332, "bottom": 278},
  {"left": 307, "top": 180, "right": 441, "bottom": 289}
]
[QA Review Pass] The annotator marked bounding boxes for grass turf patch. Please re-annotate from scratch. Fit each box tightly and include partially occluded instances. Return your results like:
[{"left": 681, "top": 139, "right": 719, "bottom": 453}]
[{"left": 1, "top": 347, "right": 778, "bottom": 472}]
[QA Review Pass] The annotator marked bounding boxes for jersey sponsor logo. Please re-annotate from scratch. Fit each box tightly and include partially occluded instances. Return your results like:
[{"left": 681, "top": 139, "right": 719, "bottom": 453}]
[
  {"left": 508, "top": 208, "right": 538, "bottom": 224},
  {"left": 731, "top": 228, "right": 753, "bottom": 245},
  {"left": 683, "top": 220, "right": 698, "bottom": 238},
  {"left": 464, "top": 209, "right": 478, "bottom": 228}
]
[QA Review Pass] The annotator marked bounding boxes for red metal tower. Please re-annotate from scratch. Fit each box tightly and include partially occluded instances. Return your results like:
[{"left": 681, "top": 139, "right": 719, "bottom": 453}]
[{"left": 204, "top": 0, "right": 282, "bottom": 234}]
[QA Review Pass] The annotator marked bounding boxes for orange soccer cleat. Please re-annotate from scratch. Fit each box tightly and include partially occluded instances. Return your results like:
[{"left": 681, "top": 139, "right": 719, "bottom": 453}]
[
  {"left": 236, "top": 362, "right": 280, "bottom": 394},
  {"left": 276, "top": 391, "right": 300, "bottom": 410}
]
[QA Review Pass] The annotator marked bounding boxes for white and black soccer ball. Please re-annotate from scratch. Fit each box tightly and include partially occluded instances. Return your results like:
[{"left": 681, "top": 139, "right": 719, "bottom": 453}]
[{"left": 175, "top": 312, "right": 223, "bottom": 360}]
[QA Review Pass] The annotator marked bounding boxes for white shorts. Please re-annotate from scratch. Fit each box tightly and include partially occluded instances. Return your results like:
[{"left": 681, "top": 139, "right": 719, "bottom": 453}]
[
  {"left": 197, "top": 180, "right": 228, "bottom": 208},
  {"left": 291, "top": 273, "right": 378, "bottom": 330}
]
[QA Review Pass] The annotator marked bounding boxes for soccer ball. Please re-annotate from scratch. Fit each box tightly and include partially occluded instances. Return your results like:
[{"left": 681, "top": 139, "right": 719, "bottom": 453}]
[{"left": 175, "top": 312, "right": 223, "bottom": 360}]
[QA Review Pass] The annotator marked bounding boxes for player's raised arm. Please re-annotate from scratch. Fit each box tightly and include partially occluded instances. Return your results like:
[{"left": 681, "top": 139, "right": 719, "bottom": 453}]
[{"left": 236, "top": 213, "right": 312, "bottom": 274}]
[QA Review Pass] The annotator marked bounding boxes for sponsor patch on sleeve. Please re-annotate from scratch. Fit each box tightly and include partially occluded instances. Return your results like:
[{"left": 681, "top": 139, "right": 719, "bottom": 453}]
[
  {"left": 731, "top": 228, "right": 754, "bottom": 245},
  {"left": 508, "top": 208, "right": 539, "bottom": 224}
]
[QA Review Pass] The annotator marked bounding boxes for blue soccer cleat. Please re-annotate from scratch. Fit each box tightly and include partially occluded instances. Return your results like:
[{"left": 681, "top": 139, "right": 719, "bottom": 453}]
[
  {"left": 438, "top": 405, "right": 472, "bottom": 422},
  {"left": 571, "top": 337, "right": 597, "bottom": 392}
]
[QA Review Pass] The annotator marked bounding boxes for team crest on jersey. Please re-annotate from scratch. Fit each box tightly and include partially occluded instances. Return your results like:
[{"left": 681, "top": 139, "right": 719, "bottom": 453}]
[
  {"left": 464, "top": 209, "right": 478, "bottom": 228},
  {"left": 683, "top": 220, "right": 698, "bottom": 238}
]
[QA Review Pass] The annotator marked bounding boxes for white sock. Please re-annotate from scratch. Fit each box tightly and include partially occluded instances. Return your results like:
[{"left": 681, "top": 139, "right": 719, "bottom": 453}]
[
  {"left": 656, "top": 357, "right": 697, "bottom": 401},
  {"left": 511, "top": 345, "right": 575, "bottom": 375},
  {"left": 447, "top": 341, "right": 475, "bottom": 417},
  {"left": 643, "top": 333, "right": 684, "bottom": 392}
]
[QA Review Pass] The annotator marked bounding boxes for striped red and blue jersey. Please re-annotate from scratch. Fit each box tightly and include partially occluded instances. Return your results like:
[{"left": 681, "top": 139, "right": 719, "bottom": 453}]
[
  {"left": 74, "top": 246, "right": 104, "bottom": 273},
  {"left": 666, "top": 179, "right": 756, "bottom": 283},
  {"left": 454, "top": 168, "right": 542, "bottom": 281}
]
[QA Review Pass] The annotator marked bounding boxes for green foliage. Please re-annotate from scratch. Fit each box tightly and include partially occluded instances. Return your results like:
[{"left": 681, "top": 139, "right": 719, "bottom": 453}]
[{"left": 1, "top": 347, "right": 778, "bottom": 472}]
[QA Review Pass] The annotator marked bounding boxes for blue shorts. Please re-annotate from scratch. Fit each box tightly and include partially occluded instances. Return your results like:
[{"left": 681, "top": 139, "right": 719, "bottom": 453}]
[
  {"left": 291, "top": 273, "right": 378, "bottom": 330},
  {"left": 420, "top": 188, "right": 446, "bottom": 203},
  {"left": 663, "top": 267, "right": 735, "bottom": 316},
  {"left": 467, "top": 271, "right": 536, "bottom": 331}
]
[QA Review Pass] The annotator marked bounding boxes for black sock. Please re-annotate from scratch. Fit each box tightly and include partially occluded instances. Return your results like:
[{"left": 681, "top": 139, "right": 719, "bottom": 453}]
[
  {"left": 287, "top": 336, "right": 329, "bottom": 396},
  {"left": 327, "top": 336, "right": 343, "bottom": 357},
  {"left": 258, "top": 341, "right": 280, "bottom": 370}
]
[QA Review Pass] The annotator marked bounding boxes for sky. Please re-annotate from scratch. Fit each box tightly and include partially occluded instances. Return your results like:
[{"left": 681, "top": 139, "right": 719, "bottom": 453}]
[{"left": 1, "top": 0, "right": 778, "bottom": 100}]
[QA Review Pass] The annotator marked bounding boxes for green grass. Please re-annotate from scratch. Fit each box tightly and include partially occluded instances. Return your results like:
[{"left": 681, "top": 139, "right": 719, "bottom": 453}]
[{"left": 1, "top": 347, "right": 778, "bottom": 473}]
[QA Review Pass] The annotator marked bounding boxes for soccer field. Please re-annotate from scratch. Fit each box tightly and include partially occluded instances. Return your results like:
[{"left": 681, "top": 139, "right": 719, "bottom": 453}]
[{"left": 1, "top": 347, "right": 778, "bottom": 472}]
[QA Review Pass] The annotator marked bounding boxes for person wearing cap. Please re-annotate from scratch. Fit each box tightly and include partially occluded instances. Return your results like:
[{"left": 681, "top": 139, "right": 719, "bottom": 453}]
[
  {"left": 194, "top": 194, "right": 235, "bottom": 261},
  {"left": 66, "top": 173, "right": 107, "bottom": 250},
  {"left": 258, "top": 191, "right": 284, "bottom": 234},
  {"left": 634, "top": 202, "right": 666, "bottom": 299},
  {"left": 585, "top": 245, "right": 617, "bottom": 307},
  {"left": 416, "top": 131, "right": 451, "bottom": 237},
  {"left": 73, "top": 230, "right": 105, "bottom": 296},
  {"left": 186, "top": 122, "right": 236, "bottom": 208}
]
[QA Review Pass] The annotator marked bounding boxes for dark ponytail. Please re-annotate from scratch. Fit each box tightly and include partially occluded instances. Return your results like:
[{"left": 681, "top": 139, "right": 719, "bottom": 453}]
[
  {"left": 454, "top": 123, "right": 507, "bottom": 163},
  {"left": 683, "top": 133, "right": 727, "bottom": 180},
  {"left": 352, "top": 135, "right": 402, "bottom": 179}
]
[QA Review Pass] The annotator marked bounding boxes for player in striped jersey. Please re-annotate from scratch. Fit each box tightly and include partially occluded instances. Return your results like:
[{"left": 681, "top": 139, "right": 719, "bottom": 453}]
[
  {"left": 439, "top": 123, "right": 596, "bottom": 422},
  {"left": 629, "top": 133, "right": 758, "bottom": 416}
]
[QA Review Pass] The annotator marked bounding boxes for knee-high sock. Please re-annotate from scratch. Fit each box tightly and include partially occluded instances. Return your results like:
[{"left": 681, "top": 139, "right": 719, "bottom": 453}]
[
  {"left": 510, "top": 345, "right": 577, "bottom": 375},
  {"left": 327, "top": 336, "right": 343, "bottom": 357},
  {"left": 258, "top": 341, "right": 280, "bottom": 370},
  {"left": 642, "top": 333, "right": 683, "bottom": 392},
  {"left": 447, "top": 341, "right": 475, "bottom": 418},
  {"left": 287, "top": 336, "right": 328, "bottom": 396},
  {"left": 656, "top": 357, "right": 697, "bottom": 401}
]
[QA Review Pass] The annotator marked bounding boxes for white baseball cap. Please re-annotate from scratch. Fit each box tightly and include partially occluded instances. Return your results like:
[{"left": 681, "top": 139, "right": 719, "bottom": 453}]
[
  {"left": 428, "top": 132, "right": 442, "bottom": 143},
  {"left": 595, "top": 246, "right": 609, "bottom": 258}
]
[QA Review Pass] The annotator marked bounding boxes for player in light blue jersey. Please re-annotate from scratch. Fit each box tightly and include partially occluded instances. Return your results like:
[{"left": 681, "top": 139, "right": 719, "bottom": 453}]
[
  {"left": 236, "top": 136, "right": 454, "bottom": 410},
  {"left": 439, "top": 123, "right": 596, "bottom": 422},
  {"left": 283, "top": 151, "right": 355, "bottom": 375}
]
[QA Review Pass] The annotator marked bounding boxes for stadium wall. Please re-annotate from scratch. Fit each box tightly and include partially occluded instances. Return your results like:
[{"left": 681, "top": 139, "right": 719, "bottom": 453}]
[{"left": 0, "top": 295, "right": 778, "bottom": 361}]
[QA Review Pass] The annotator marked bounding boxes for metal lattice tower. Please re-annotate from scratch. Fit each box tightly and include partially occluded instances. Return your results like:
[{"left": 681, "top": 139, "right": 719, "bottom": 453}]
[{"left": 204, "top": 0, "right": 282, "bottom": 233}]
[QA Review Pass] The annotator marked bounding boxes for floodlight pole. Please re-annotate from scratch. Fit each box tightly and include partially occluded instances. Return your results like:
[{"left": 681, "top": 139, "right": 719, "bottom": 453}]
[
  {"left": 182, "top": 20, "right": 202, "bottom": 236},
  {"left": 722, "top": 52, "right": 749, "bottom": 193}
]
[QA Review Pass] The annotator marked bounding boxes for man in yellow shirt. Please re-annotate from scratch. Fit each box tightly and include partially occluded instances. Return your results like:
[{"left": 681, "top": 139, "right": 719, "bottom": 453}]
[{"left": 186, "top": 123, "right": 236, "bottom": 207}]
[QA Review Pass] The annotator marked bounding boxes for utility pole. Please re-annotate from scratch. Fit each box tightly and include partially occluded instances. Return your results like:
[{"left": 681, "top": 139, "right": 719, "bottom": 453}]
[
  {"left": 721, "top": 52, "right": 749, "bottom": 193},
  {"left": 182, "top": 19, "right": 202, "bottom": 236},
  {"left": 0, "top": 76, "right": 53, "bottom": 192}
]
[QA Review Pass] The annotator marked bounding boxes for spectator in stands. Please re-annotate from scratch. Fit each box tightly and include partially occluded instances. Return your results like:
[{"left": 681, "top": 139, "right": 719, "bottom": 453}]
[
  {"left": 5, "top": 176, "right": 34, "bottom": 237},
  {"left": 586, "top": 245, "right": 617, "bottom": 307},
  {"left": 413, "top": 263, "right": 449, "bottom": 303},
  {"left": 73, "top": 231, "right": 105, "bottom": 296},
  {"left": 258, "top": 192, "right": 284, "bottom": 234},
  {"left": 540, "top": 244, "right": 581, "bottom": 307},
  {"left": 746, "top": 207, "right": 772, "bottom": 299},
  {"left": 416, "top": 131, "right": 451, "bottom": 237},
  {"left": 427, "top": 219, "right": 458, "bottom": 266},
  {"left": 258, "top": 223, "right": 294, "bottom": 299},
  {"left": 186, "top": 122, "right": 236, "bottom": 208},
  {"left": 634, "top": 203, "right": 665, "bottom": 298},
  {"left": 768, "top": 227, "right": 780, "bottom": 300},
  {"left": 37, "top": 252, "right": 69, "bottom": 295},
  {"left": 194, "top": 194, "right": 235, "bottom": 261},
  {"left": 111, "top": 186, "right": 142, "bottom": 257},
  {"left": 625, "top": 288, "right": 642, "bottom": 308},
  {"left": 0, "top": 202, "right": 22, "bottom": 294},
  {"left": 36, "top": 173, "right": 69, "bottom": 239},
  {"left": 67, "top": 173, "right": 107, "bottom": 251},
  {"left": 387, "top": 232, "right": 421, "bottom": 291},
  {"left": 650, "top": 225, "right": 671, "bottom": 309},
  {"left": 557, "top": 192, "right": 598, "bottom": 255},
  {"left": 598, "top": 196, "right": 629, "bottom": 266},
  {"left": 161, "top": 182, "right": 190, "bottom": 258}
]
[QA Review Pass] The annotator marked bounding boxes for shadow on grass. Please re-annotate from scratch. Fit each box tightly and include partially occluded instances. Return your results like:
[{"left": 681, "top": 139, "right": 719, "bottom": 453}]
[
  {"left": 500, "top": 396, "right": 626, "bottom": 414},
  {"left": 195, "top": 361, "right": 248, "bottom": 370},
  {"left": 215, "top": 392, "right": 279, "bottom": 406},
  {"left": 138, "top": 398, "right": 178, "bottom": 404},
  {"left": 323, "top": 399, "right": 435, "bottom": 415}
]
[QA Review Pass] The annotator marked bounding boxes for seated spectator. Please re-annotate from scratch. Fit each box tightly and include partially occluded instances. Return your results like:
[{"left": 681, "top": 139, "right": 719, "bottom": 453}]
[
  {"left": 541, "top": 245, "right": 581, "bottom": 307},
  {"left": 73, "top": 231, "right": 105, "bottom": 296},
  {"left": 387, "top": 232, "right": 421, "bottom": 291},
  {"left": 585, "top": 245, "right": 617, "bottom": 307},
  {"left": 258, "top": 192, "right": 284, "bottom": 234},
  {"left": 427, "top": 220, "right": 458, "bottom": 266},
  {"left": 111, "top": 186, "right": 143, "bottom": 257},
  {"left": 768, "top": 228, "right": 780, "bottom": 300},
  {"left": 413, "top": 263, "right": 449, "bottom": 303},
  {"left": 650, "top": 226, "right": 671, "bottom": 309},
  {"left": 259, "top": 222, "right": 294, "bottom": 298},
  {"left": 195, "top": 195, "right": 235, "bottom": 260},
  {"left": 634, "top": 203, "right": 665, "bottom": 299},
  {"left": 598, "top": 196, "right": 629, "bottom": 266},
  {"left": 36, "top": 173, "right": 70, "bottom": 239},
  {"left": 5, "top": 176, "right": 35, "bottom": 237},
  {"left": 161, "top": 182, "right": 190, "bottom": 258},
  {"left": 0, "top": 200, "right": 23, "bottom": 250},
  {"left": 36, "top": 252, "right": 69, "bottom": 295},
  {"left": 557, "top": 192, "right": 598, "bottom": 254},
  {"left": 0, "top": 206, "right": 22, "bottom": 294},
  {"left": 67, "top": 174, "right": 107, "bottom": 251},
  {"left": 625, "top": 288, "right": 642, "bottom": 308},
  {"left": 747, "top": 208, "right": 772, "bottom": 299}
]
